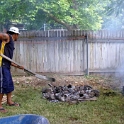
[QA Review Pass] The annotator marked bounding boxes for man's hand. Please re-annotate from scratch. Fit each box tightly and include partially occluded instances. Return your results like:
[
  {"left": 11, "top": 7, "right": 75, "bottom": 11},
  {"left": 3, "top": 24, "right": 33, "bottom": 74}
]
[
  {"left": 11, "top": 62, "right": 24, "bottom": 70},
  {"left": 16, "top": 65, "right": 24, "bottom": 70}
]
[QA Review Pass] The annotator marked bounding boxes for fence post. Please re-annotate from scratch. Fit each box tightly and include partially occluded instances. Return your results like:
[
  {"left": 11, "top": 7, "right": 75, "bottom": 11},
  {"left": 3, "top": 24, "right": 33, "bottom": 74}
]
[{"left": 86, "top": 32, "right": 89, "bottom": 75}]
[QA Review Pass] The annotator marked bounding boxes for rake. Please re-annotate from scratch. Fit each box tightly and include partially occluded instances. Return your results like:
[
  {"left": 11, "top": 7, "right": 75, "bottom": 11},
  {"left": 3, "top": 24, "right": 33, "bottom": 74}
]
[{"left": 0, "top": 54, "right": 55, "bottom": 82}]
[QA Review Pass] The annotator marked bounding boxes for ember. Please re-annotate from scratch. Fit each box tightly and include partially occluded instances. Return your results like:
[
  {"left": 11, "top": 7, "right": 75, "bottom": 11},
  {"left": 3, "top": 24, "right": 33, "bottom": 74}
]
[{"left": 42, "top": 84, "right": 100, "bottom": 103}]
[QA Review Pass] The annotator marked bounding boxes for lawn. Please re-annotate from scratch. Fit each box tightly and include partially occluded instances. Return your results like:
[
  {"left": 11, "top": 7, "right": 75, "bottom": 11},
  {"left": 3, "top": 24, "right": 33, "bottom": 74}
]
[{"left": 0, "top": 75, "right": 124, "bottom": 124}]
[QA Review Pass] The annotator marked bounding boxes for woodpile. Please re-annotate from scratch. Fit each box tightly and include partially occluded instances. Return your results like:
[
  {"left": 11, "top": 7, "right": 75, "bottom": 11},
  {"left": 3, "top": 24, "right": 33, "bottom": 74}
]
[{"left": 42, "top": 84, "right": 99, "bottom": 103}]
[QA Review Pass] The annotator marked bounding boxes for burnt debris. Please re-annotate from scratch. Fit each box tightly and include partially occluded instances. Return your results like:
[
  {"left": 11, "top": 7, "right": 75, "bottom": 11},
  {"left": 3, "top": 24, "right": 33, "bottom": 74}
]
[{"left": 42, "top": 84, "right": 100, "bottom": 103}]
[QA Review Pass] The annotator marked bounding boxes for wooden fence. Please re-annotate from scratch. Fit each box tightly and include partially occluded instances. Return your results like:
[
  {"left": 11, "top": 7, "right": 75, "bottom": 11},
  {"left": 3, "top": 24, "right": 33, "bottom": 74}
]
[{"left": 11, "top": 30, "right": 124, "bottom": 75}]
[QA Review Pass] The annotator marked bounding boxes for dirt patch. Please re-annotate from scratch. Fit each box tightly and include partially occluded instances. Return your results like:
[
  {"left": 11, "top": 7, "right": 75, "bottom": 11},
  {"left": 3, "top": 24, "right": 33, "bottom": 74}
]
[{"left": 12, "top": 73, "right": 124, "bottom": 92}]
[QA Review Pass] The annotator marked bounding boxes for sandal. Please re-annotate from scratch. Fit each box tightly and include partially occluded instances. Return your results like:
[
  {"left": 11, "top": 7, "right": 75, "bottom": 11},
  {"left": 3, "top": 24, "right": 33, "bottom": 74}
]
[
  {"left": 0, "top": 108, "right": 7, "bottom": 113},
  {"left": 7, "top": 102, "right": 20, "bottom": 107}
]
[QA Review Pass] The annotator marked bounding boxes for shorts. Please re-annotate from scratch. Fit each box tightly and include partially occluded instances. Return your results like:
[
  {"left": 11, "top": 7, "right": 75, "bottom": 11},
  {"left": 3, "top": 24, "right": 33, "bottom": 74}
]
[{"left": 0, "top": 66, "right": 14, "bottom": 94}]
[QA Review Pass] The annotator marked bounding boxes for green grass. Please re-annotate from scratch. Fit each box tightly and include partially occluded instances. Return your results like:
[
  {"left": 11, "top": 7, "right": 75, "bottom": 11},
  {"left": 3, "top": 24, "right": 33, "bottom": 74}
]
[{"left": 0, "top": 81, "right": 124, "bottom": 124}]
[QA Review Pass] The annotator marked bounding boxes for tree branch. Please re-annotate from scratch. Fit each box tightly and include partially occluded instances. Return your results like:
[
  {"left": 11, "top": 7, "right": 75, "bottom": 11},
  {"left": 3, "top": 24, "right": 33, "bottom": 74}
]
[{"left": 41, "top": 8, "right": 73, "bottom": 30}]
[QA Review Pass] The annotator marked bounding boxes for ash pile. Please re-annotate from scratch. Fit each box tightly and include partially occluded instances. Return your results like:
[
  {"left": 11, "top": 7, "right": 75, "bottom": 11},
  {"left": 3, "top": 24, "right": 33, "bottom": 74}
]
[{"left": 42, "top": 84, "right": 100, "bottom": 103}]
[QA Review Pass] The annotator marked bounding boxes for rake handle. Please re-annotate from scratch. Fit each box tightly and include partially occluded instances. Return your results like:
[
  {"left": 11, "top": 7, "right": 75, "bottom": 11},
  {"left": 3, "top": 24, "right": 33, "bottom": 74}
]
[{"left": 0, "top": 54, "right": 55, "bottom": 82}]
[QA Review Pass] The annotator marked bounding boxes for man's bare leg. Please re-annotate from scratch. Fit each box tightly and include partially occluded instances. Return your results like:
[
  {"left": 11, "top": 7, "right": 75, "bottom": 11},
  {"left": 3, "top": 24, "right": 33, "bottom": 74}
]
[
  {"left": 0, "top": 93, "right": 4, "bottom": 108},
  {"left": 6, "top": 92, "right": 13, "bottom": 105},
  {"left": 0, "top": 93, "right": 7, "bottom": 113},
  {"left": 7, "top": 92, "right": 19, "bottom": 106}
]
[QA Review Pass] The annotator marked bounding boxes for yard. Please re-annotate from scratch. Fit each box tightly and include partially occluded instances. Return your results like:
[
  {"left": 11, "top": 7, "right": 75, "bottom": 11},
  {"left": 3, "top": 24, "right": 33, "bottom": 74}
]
[{"left": 0, "top": 73, "right": 124, "bottom": 124}]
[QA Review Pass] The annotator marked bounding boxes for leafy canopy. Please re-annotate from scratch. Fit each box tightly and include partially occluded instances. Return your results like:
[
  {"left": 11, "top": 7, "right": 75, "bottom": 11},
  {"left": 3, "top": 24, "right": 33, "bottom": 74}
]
[{"left": 0, "top": 0, "right": 118, "bottom": 30}]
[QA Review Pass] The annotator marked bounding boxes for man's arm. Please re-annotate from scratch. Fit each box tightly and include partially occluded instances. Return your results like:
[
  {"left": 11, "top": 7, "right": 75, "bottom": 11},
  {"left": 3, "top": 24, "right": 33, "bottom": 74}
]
[
  {"left": 11, "top": 62, "right": 24, "bottom": 70},
  {"left": 0, "top": 33, "right": 9, "bottom": 42}
]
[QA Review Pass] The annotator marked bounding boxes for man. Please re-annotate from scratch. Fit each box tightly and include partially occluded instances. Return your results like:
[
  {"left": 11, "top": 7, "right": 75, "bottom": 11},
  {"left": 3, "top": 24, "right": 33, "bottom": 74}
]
[{"left": 0, "top": 27, "right": 24, "bottom": 113}]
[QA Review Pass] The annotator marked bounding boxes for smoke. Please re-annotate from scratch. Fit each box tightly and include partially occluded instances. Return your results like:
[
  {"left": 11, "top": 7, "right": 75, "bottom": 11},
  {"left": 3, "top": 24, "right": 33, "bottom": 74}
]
[
  {"left": 102, "top": 16, "right": 124, "bottom": 30},
  {"left": 114, "top": 60, "right": 124, "bottom": 92}
]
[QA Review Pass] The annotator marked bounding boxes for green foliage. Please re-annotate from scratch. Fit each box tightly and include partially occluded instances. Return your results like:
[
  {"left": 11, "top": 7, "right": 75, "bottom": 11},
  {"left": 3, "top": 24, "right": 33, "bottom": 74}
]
[
  {"left": 0, "top": 0, "right": 122, "bottom": 30},
  {"left": 27, "top": 0, "right": 109, "bottom": 30}
]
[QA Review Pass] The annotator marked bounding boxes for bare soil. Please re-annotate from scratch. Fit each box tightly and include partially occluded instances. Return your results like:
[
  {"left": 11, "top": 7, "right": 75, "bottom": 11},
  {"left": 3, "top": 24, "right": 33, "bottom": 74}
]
[{"left": 12, "top": 73, "right": 124, "bottom": 92}]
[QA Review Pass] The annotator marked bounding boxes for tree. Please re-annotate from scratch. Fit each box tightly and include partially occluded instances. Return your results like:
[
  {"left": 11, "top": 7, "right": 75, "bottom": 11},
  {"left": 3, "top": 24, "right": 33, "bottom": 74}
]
[
  {"left": 0, "top": 0, "right": 29, "bottom": 30},
  {"left": 0, "top": 0, "right": 109, "bottom": 30},
  {"left": 28, "top": 0, "right": 109, "bottom": 30}
]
